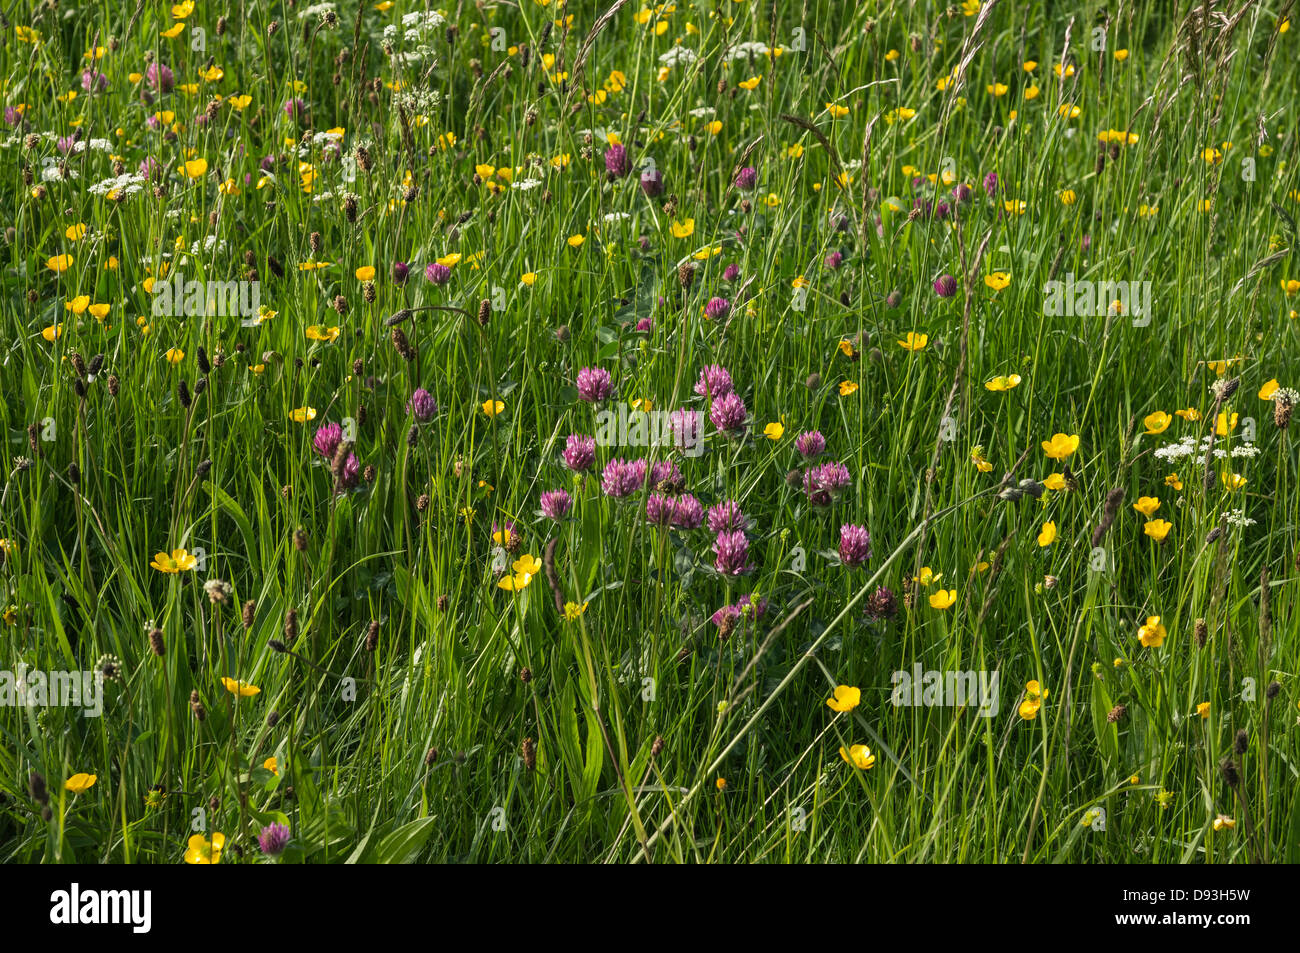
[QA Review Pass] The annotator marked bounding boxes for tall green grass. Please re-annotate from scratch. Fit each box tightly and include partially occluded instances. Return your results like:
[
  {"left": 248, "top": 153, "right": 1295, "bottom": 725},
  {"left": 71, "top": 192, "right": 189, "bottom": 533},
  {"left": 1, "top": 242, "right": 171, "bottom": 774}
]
[{"left": 1, "top": 0, "right": 1298, "bottom": 863}]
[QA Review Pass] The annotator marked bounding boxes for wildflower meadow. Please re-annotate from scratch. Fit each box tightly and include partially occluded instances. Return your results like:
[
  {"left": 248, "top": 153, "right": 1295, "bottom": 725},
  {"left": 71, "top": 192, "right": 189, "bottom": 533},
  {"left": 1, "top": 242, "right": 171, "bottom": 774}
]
[{"left": 2, "top": 0, "right": 1300, "bottom": 877}]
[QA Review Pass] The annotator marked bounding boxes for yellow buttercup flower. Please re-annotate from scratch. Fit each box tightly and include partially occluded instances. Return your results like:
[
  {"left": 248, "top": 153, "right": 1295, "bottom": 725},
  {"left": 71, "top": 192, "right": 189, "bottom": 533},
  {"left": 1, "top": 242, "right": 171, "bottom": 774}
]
[
  {"left": 1037, "top": 521, "right": 1057, "bottom": 547},
  {"left": 670, "top": 218, "right": 695, "bottom": 239},
  {"left": 1143, "top": 519, "right": 1172, "bottom": 543},
  {"left": 1137, "top": 615, "right": 1166, "bottom": 648},
  {"left": 482, "top": 399, "right": 505, "bottom": 417},
  {"left": 838, "top": 380, "right": 858, "bottom": 397},
  {"left": 512, "top": 554, "right": 541, "bottom": 576},
  {"left": 221, "top": 677, "right": 261, "bottom": 697},
  {"left": 985, "top": 374, "right": 1021, "bottom": 392},
  {"left": 898, "top": 331, "right": 928, "bottom": 351},
  {"left": 914, "top": 567, "right": 942, "bottom": 587},
  {"left": 929, "top": 589, "right": 957, "bottom": 610},
  {"left": 1132, "top": 497, "right": 1160, "bottom": 517},
  {"left": 290, "top": 406, "right": 317, "bottom": 423},
  {"left": 1018, "top": 680, "right": 1047, "bottom": 719},
  {"left": 839, "top": 744, "right": 876, "bottom": 770},
  {"left": 1040, "top": 433, "right": 1080, "bottom": 460},
  {"left": 984, "top": 272, "right": 1011, "bottom": 291},
  {"left": 497, "top": 570, "right": 528, "bottom": 593},
  {"left": 1043, "top": 473, "right": 1066, "bottom": 491},
  {"left": 184, "top": 833, "right": 224, "bottom": 865},
  {"left": 1143, "top": 411, "right": 1171, "bottom": 434},
  {"left": 150, "top": 548, "right": 197, "bottom": 573},
  {"left": 65, "top": 773, "right": 97, "bottom": 794},
  {"left": 763, "top": 421, "right": 784, "bottom": 440},
  {"left": 826, "top": 685, "right": 861, "bottom": 712}
]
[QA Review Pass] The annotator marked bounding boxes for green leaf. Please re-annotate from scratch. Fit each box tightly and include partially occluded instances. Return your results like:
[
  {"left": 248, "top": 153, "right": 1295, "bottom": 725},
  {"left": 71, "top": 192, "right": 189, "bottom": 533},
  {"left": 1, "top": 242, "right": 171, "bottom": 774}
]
[
  {"left": 208, "top": 481, "right": 258, "bottom": 563},
  {"left": 370, "top": 816, "right": 437, "bottom": 864}
]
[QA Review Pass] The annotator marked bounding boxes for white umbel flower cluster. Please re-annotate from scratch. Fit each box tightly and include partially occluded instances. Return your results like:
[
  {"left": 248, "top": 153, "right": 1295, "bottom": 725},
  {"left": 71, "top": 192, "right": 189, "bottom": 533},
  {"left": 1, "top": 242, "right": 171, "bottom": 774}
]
[{"left": 1153, "top": 434, "right": 1259, "bottom": 463}]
